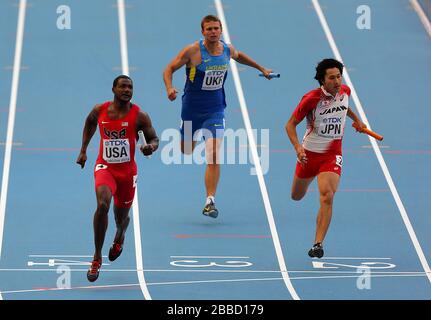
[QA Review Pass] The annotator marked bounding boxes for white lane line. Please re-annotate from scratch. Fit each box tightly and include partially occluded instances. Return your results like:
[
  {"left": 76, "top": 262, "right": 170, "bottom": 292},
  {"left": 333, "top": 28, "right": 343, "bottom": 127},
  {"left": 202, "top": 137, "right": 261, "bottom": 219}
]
[
  {"left": 312, "top": 0, "right": 431, "bottom": 285},
  {"left": 27, "top": 254, "right": 389, "bottom": 259},
  {"left": 131, "top": 189, "right": 151, "bottom": 299},
  {"left": 0, "top": 0, "right": 27, "bottom": 301},
  {"left": 1, "top": 273, "right": 427, "bottom": 295},
  {"left": 29, "top": 255, "right": 108, "bottom": 258},
  {"left": 170, "top": 255, "right": 250, "bottom": 259},
  {"left": 117, "top": 0, "right": 130, "bottom": 75},
  {"left": 2, "top": 268, "right": 429, "bottom": 274},
  {"left": 214, "top": 0, "right": 299, "bottom": 300},
  {"left": 321, "top": 257, "right": 392, "bottom": 260},
  {"left": 117, "top": 0, "right": 151, "bottom": 300},
  {"left": 1, "top": 283, "right": 140, "bottom": 295},
  {"left": 410, "top": 0, "right": 431, "bottom": 37}
]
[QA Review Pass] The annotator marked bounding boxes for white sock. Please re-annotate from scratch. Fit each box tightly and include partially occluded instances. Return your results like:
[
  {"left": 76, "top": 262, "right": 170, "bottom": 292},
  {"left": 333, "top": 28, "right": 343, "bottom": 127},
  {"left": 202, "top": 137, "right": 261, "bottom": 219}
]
[{"left": 206, "top": 196, "right": 215, "bottom": 205}]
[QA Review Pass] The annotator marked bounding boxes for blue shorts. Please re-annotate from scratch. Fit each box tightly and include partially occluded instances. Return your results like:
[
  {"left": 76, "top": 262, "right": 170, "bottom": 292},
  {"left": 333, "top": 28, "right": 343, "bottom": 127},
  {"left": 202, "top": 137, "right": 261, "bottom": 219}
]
[{"left": 180, "top": 112, "right": 225, "bottom": 141}]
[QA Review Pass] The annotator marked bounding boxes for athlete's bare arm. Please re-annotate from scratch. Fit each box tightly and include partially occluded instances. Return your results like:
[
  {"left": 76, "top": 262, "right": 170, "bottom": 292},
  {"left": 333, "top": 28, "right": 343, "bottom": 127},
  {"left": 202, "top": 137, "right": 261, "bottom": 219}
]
[
  {"left": 285, "top": 114, "right": 307, "bottom": 165},
  {"left": 163, "top": 43, "right": 199, "bottom": 101},
  {"left": 136, "top": 111, "right": 159, "bottom": 156},
  {"left": 347, "top": 108, "right": 366, "bottom": 131},
  {"left": 228, "top": 44, "right": 272, "bottom": 79},
  {"left": 76, "top": 104, "right": 102, "bottom": 169}
]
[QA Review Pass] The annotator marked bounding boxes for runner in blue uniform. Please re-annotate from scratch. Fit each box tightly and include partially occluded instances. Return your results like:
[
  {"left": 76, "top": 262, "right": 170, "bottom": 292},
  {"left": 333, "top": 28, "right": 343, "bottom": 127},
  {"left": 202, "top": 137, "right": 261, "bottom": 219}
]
[{"left": 163, "top": 15, "right": 273, "bottom": 218}]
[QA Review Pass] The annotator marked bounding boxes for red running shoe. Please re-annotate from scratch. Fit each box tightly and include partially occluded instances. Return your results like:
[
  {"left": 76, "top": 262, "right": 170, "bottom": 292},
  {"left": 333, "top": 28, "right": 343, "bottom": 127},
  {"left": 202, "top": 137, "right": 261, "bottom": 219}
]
[
  {"left": 87, "top": 259, "right": 102, "bottom": 282},
  {"left": 108, "top": 243, "right": 123, "bottom": 261}
]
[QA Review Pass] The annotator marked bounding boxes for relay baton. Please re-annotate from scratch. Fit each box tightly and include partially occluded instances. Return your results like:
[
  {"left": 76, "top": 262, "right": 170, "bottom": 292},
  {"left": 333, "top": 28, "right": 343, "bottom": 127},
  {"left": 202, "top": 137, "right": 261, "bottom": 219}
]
[
  {"left": 138, "top": 130, "right": 151, "bottom": 159},
  {"left": 259, "top": 72, "right": 280, "bottom": 79},
  {"left": 352, "top": 122, "right": 383, "bottom": 141}
]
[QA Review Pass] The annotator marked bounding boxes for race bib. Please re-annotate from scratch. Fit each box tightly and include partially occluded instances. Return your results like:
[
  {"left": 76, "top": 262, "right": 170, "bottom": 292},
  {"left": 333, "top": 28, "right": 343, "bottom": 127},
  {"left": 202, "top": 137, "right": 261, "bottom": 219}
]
[
  {"left": 317, "top": 116, "right": 345, "bottom": 139},
  {"left": 103, "top": 139, "right": 130, "bottom": 163},
  {"left": 202, "top": 69, "right": 226, "bottom": 91}
]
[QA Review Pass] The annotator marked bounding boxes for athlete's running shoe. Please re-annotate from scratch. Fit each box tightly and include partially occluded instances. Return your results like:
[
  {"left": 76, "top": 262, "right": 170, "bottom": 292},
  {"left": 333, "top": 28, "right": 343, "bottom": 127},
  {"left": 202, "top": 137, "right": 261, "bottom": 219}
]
[
  {"left": 202, "top": 200, "right": 218, "bottom": 218},
  {"left": 87, "top": 259, "right": 102, "bottom": 282},
  {"left": 308, "top": 243, "right": 324, "bottom": 258},
  {"left": 108, "top": 243, "right": 123, "bottom": 261}
]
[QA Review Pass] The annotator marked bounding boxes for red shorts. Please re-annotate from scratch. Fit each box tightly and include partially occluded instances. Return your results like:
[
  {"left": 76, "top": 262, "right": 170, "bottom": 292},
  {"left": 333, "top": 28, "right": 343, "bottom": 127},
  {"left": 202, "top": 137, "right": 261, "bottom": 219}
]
[
  {"left": 295, "top": 149, "right": 342, "bottom": 179},
  {"left": 94, "top": 163, "right": 137, "bottom": 208}
]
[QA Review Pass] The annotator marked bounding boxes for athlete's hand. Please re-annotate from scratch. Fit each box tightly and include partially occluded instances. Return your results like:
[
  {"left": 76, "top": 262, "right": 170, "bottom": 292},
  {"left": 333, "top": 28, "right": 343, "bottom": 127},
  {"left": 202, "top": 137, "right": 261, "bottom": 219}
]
[
  {"left": 140, "top": 144, "right": 155, "bottom": 156},
  {"left": 76, "top": 152, "right": 87, "bottom": 169},
  {"left": 167, "top": 87, "right": 178, "bottom": 101},
  {"left": 260, "top": 68, "right": 273, "bottom": 80},
  {"left": 353, "top": 121, "right": 367, "bottom": 132},
  {"left": 295, "top": 145, "right": 307, "bottom": 166}
]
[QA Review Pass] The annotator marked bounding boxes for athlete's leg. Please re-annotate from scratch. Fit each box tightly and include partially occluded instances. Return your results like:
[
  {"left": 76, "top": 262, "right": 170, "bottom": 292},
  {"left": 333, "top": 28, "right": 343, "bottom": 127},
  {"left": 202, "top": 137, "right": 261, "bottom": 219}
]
[
  {"left": 107, "top": 172, "right": 136, "bottom": 261},
  {"left": 201, "top": 114, "right": 224, "bottom": 198},
  {"left": 180, "top": 117, "right": 197, "bottom": 154},
  {"left": 291, "top": 150, "right": 317, "bottom": 200},
  {"left": 180, "top": 140, "right": 197, "bottom": 154},
  {"left": 113, "top": 206, "right": 131, "bottom": 244},
  {"left": 93, "top": 185, "right": 112, "bottom": 261},
  {"left": 314, "top": 171, "right": 340, "bottom": 244},
  {"left": 205, "top": 137, "right": 222, "bottom": 197},
  {"left": 291, "top": 175, "right": 315, "bottom": 201}
]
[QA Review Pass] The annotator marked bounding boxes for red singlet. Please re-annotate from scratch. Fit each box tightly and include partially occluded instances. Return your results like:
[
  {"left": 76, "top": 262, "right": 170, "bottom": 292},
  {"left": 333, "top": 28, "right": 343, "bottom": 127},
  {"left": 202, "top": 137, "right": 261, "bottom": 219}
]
[
  {"left": 293, "top": 85, "right": 351, "bottom": 178},
  {"left": 94, "top": 101, "right": 140, "bottom": 208}
]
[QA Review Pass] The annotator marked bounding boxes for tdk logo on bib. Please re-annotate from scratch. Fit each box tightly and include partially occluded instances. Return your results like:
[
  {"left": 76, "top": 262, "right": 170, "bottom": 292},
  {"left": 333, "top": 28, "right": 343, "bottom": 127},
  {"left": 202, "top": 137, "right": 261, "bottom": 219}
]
[{"left": 105, "top": 140, "right": 127, "bottom": 147}]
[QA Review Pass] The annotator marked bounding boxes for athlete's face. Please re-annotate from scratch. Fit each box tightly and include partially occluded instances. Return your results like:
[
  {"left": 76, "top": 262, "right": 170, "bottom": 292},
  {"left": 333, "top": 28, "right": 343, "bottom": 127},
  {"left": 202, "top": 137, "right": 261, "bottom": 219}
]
[
  {"left": 202, "top": 21, "right": 222, "bottom": 43},
  {"left": 113, "top": 78, "right": 133, "bottom": 102},
  {"left": 322, "top": 67, "right": 342, "bottom": 96}
]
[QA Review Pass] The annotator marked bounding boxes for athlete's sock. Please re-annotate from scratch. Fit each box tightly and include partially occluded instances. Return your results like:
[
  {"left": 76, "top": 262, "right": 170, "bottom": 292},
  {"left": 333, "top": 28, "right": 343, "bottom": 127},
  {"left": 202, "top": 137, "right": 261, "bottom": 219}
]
[{"left": 206, "top": 196, "right": 215, "bottom": 205}]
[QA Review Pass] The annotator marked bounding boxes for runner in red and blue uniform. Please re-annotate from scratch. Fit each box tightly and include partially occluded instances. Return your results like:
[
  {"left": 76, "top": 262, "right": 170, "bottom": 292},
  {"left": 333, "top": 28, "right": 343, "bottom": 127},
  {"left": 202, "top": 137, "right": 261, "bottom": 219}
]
[
  {"left": 77, "top": 75, "right": 159, "bottom": 282},
  {"left": 163, "top": 15, "right": 273, "bottom": 218}
]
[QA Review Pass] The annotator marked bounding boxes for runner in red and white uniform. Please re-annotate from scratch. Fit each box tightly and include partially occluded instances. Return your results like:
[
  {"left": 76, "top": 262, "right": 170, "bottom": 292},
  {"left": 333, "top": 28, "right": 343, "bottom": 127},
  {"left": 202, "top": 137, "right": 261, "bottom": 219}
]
[
  {"left": 77, "top": 75, "right": 159, "bottom": 282},
  {"left": 285, "top": 59, "right": 366, "bottom": 259}
]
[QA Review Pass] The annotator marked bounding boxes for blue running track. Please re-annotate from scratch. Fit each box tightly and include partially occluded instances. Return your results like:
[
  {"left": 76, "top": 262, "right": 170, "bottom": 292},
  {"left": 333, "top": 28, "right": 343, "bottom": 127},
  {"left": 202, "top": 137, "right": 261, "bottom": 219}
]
[{"left": 0, "top": 0, "right": 430, "bottom": 301}]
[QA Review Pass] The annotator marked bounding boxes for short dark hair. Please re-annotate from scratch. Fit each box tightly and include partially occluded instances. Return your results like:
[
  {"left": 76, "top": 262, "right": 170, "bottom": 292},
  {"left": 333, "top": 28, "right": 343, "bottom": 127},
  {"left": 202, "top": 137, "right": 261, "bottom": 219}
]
[
  {"left": 113, "top": 75, "right": 132, "bottom": 87},
  {"left": 314, "top": 59, "right": 343, "bottom": 85},
  {"left": 201, "top": 15, "right": 222, "bottom": 30}
]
